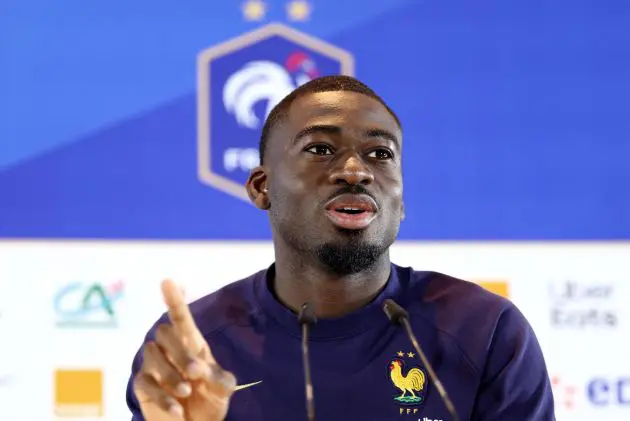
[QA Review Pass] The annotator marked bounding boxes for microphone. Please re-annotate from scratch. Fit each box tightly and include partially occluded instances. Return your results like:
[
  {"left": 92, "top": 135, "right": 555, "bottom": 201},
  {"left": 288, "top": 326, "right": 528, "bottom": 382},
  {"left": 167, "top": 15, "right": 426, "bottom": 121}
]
[
  {"left": 383, "top": 299, "right": 459, "bottom": 421},
  {"left": 298, "top": 302, "right": 317, "bottom": 421}
]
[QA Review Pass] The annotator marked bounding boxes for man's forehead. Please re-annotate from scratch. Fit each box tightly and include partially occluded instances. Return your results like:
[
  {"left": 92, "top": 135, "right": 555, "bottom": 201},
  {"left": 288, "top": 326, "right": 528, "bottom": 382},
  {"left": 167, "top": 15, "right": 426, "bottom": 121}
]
[{"left": 286, "top": 91, "right": 399, "bottom": 128}]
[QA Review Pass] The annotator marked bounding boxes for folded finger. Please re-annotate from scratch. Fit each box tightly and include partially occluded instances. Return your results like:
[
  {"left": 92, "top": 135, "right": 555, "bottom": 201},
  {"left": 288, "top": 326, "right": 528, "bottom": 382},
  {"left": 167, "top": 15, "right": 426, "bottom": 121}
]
[
  {"left": 202, "top": 363, "right": 237, "bottom": 399},
  {"left": 133, "top": 373, "right": 185, "bottom": 419},
  {"left": 154, "top": 324, "right": 195, "bottom": 369},
  {"left": 142, "top": 340, "right": 191, "bottom": 398},
  {"left": 154, "top": 324, "right": 212, "bottom": 381}
]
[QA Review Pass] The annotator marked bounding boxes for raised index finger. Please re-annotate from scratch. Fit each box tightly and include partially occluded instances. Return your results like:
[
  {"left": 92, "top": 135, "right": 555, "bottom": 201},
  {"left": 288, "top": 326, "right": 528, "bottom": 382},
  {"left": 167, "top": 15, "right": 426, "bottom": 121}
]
[{"left": 161, "top": 279, "right": 205, "bottom": 353}]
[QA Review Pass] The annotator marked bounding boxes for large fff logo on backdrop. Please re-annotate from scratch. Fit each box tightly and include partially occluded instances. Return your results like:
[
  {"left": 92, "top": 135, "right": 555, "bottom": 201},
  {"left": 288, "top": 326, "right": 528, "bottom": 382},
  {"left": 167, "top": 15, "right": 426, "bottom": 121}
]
[{"left": 196, "top": 23, "right": 354, "bottom": 201}]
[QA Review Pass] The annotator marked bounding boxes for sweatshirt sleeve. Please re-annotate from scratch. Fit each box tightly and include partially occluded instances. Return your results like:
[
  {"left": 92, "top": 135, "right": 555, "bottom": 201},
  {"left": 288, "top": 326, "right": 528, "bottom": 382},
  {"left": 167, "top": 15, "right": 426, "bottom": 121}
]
[
  {"left": 471, "top": 304, "right": 556, "bottom": 420},
  {"left": 125, "top": 343, "right": 146, "bottom": 421}
]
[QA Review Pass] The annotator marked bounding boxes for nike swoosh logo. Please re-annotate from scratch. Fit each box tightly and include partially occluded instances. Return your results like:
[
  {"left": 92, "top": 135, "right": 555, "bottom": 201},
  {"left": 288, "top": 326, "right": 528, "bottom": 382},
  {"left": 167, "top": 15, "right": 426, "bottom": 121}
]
[{"left": 234, "top": 380, "right": 262, "bottom": 391}]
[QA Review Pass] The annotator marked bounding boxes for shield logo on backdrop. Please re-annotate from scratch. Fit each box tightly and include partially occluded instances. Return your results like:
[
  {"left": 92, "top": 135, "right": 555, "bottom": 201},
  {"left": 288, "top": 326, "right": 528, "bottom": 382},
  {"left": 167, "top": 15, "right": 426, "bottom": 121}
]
[{"left": 197, "top": 23, "right": 355, "bottom": 201}]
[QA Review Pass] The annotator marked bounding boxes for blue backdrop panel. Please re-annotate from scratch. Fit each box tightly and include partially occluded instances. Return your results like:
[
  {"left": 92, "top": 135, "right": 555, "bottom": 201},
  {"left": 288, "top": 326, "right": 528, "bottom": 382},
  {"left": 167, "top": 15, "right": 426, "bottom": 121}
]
[{"left": 1, "top": 0, "right": 629, "bottom": 240}]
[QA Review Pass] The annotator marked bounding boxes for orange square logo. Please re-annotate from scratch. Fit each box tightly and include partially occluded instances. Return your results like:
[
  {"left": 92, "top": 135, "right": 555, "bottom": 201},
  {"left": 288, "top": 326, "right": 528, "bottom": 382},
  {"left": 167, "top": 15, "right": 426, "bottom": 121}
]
[
  {"left": 54, "top": 369, "right": 103, "bottom": 417},
  {"left": 477, "top": 281, "right": 510, "bottom": 299}
]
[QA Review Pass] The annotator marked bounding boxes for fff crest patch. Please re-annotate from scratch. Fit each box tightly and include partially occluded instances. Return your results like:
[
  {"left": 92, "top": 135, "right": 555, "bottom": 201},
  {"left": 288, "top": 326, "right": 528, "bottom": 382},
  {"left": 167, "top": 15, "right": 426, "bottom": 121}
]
[
  {"left": 196, "top": 23, "right": 355, "bottom": 201},
  {"left": 388, "top": 351, "right": 429, "bottom": 415}
]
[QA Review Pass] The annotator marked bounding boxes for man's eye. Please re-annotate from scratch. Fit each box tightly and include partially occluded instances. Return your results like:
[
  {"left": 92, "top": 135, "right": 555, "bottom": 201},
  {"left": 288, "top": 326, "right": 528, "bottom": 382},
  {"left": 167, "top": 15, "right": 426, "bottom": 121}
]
[
  {"left": 368, "top": 149, "right": 393, "bottom": 160},
  {"left": 305, "top": 145, "right": 333, "bottom": 155}
]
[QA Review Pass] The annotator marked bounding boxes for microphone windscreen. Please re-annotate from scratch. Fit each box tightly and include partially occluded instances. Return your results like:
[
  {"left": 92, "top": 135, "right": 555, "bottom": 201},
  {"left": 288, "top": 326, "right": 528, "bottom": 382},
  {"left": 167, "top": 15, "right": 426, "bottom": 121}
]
[
  {"left": 383, "top": 299, "right": 409, "bottom": 325},
  {"left": 298, "top": 302, "right": 317, "bottom": 325}
]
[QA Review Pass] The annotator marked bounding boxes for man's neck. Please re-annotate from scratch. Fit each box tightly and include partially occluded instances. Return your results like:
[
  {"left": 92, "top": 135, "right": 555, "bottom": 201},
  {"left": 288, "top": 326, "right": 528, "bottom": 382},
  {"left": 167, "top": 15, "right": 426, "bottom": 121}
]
[{"left": 271, "top": 246, "right": 392, "bottom": 319}]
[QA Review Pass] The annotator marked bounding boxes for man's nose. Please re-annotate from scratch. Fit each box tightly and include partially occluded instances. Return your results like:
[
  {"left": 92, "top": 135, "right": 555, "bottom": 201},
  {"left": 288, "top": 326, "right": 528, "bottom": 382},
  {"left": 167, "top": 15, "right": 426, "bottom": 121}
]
[{"left": 328, "top": 155, "right": 374, "bottom": 185}]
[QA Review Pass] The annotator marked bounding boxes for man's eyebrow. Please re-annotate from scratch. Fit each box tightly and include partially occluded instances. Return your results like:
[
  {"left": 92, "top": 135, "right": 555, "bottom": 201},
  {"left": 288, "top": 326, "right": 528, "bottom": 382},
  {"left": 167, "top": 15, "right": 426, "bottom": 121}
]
[
  {"left": 366, "top": 128, "right": 400, "bottom": 149},
  {"left": 292, "top": 125, "right": 400, "bottom": 149},
  {"left": 293, "top": 125, "right": 341, "bottom": 144}
]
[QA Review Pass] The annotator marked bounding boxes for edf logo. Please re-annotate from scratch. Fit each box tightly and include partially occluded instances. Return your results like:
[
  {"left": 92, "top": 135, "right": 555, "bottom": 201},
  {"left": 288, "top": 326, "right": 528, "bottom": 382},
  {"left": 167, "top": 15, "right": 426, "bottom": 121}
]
[
  {"left": 588, "top": 377, "right": 630, "bottom": 406},
  {"left": 196, "top": 23, "right": 354, "bottom": 201}
]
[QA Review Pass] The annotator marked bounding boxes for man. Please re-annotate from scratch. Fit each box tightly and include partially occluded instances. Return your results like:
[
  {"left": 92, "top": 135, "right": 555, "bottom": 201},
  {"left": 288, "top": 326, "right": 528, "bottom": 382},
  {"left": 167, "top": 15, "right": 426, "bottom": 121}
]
[{"left": 127, "top": 75, "right": 555, "bottom": 420}]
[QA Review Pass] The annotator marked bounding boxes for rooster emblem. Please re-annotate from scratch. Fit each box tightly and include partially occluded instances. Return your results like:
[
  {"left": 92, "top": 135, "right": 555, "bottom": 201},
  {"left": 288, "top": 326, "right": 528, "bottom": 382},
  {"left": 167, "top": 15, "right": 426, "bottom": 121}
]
[
  {"left": 388, "top": 358, "right": 426, "bottom": 404},
  {"left": 222, "top": 52, "right": 319, "bottom": 129}
]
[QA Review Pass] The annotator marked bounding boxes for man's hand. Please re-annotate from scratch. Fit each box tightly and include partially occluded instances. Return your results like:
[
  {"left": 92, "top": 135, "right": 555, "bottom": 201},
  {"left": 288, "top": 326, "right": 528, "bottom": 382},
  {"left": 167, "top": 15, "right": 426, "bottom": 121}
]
[{"left": 133, "top": 280, "right": 236, "bottom": 420}]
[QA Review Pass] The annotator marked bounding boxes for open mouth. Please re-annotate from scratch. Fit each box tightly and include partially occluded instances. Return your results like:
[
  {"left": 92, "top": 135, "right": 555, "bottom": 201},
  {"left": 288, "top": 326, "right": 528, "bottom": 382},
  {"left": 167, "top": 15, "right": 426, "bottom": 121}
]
[{"left": 325, "top": 194, "right": 377, "bottom": 230}]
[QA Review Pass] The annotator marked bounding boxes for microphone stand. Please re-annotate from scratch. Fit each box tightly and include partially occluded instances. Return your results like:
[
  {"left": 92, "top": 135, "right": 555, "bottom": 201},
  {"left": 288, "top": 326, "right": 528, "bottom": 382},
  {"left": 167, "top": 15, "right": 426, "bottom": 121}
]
[{"left": 298, "top": 302, "right": 317, "bottom": 421}]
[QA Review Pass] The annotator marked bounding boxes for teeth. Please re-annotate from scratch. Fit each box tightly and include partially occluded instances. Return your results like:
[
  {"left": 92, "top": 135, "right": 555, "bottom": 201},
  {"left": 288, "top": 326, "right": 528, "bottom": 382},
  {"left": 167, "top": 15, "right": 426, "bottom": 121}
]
[{"left": 335, "top": 207, "right": 365, "bottom": 214}]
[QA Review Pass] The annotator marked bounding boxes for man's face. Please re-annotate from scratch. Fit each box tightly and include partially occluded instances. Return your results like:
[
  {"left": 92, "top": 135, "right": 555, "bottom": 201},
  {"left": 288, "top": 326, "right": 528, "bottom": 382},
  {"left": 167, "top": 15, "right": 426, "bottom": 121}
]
[{"left": 249, "top": 91, "right": 404, "bottom": 275}]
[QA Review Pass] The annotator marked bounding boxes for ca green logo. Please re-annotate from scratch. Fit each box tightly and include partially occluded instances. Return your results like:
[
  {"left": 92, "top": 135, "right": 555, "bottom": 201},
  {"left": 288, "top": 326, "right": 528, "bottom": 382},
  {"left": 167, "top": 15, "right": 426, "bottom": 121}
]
[{"left": 54, "top": 281, "right": 124, "bottom": 328}]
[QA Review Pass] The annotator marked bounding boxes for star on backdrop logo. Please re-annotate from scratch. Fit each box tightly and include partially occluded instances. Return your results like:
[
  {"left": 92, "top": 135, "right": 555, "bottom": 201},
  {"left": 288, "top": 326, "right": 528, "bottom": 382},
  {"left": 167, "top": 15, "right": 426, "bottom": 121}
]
[
  {"left": 286, "top": 0, "right": 312, "bottom": 21},
  {"left": 242, "top": 0, "right": 267, "bottom": 21}
]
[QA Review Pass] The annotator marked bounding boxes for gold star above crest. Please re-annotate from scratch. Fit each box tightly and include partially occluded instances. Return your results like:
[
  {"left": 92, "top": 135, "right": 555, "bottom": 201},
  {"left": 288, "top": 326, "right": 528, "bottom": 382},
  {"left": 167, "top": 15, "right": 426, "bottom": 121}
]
[
  {"left": 286, "top": 0, "right": 312, "bottom": 21},
  {"left": 407, "top": 352, "right": 415, "bottom": 358},
  {"left": 397, "top": 351, "right": 405, "bottom": 357},
  {"left": 242, "top": 0, "right": 267, "bottom": 21}
]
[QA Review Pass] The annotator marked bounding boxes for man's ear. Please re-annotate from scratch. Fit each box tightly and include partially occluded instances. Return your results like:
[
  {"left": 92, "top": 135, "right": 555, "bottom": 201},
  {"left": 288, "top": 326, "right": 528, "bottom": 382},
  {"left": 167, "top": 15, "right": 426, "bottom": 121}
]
[{"left": 246, "top": 166, "right": 270, "bottom": 210}]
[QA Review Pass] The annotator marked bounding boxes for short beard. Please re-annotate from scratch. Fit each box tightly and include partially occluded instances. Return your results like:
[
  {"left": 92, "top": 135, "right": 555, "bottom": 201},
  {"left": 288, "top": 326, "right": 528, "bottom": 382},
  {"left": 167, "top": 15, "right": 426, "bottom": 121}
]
[{"left": 314, "top": 232, "right": 387, "bottom": 275}]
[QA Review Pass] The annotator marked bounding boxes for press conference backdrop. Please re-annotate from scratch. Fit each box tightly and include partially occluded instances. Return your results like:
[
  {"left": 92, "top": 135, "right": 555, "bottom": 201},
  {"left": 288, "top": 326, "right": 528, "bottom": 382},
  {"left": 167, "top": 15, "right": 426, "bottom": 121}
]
[{"left": 1, "top": 1, "right": 629, "bottom": 420}]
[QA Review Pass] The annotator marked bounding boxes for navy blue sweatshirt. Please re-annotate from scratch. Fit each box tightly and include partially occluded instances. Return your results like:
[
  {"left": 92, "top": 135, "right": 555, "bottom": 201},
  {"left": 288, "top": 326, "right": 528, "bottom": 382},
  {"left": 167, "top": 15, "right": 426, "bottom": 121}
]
[{"left": 126, "top": 263, "right": 555, "bottom": 420}]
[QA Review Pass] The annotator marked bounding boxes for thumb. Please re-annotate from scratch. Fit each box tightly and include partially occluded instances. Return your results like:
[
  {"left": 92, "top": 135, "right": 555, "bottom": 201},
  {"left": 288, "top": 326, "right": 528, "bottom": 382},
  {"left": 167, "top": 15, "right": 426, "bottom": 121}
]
[{"left": 198, "top": 342, "right": 215, "bottom": 363}]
